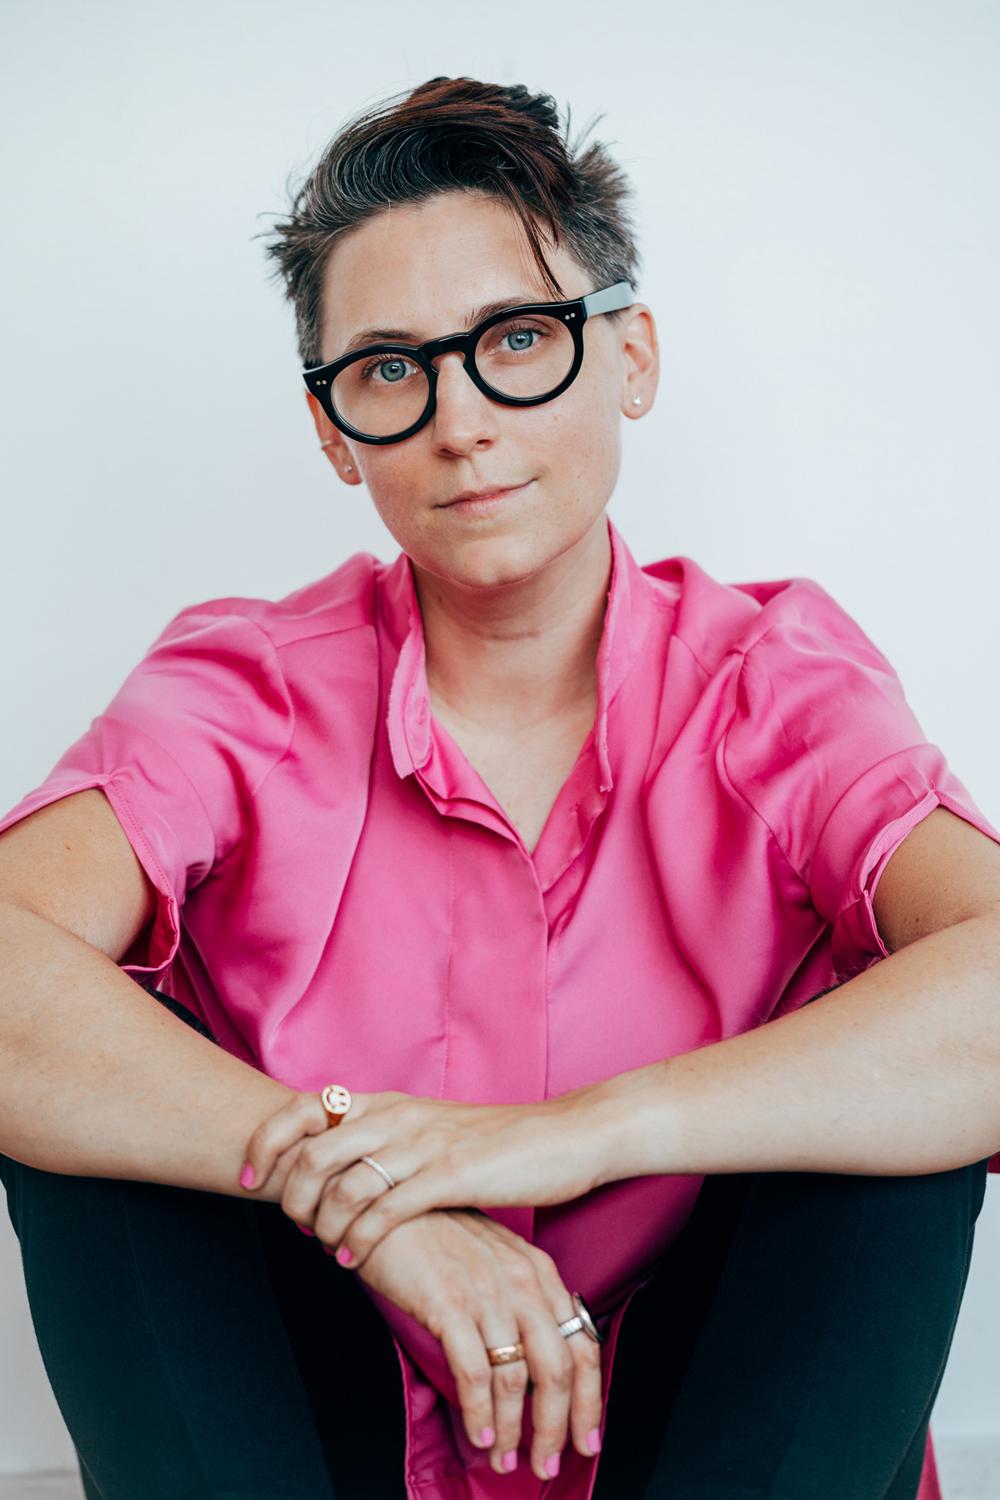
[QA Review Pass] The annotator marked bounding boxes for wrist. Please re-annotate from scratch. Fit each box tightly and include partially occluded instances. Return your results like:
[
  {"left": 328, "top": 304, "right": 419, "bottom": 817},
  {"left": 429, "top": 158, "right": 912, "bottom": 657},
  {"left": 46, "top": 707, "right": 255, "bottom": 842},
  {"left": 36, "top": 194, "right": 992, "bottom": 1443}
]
[{"left": 558, "top": 1059, "right": 677, "bottom": 1187}]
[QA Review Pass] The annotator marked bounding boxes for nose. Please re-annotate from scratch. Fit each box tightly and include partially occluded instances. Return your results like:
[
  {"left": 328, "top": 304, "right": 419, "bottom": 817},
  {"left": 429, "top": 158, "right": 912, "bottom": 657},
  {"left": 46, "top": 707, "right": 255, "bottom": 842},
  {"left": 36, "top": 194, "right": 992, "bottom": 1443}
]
[{"left": 427, "top": 349, "right": 497, "bottom": 450}]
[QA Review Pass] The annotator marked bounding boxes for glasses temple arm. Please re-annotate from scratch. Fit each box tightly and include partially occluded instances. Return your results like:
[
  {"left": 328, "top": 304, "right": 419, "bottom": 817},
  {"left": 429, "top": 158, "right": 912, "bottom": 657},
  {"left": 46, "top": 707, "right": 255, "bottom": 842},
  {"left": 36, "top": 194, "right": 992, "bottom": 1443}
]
[{"left": 581, "top": 280, "right": 635, "bottom": 317}]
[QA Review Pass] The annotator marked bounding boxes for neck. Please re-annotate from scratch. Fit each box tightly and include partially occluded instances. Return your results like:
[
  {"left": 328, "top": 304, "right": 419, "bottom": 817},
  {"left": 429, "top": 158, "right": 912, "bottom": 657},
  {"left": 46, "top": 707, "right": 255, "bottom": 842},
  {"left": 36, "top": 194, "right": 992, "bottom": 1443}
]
[{"left": 412, "top": 516, "right": 613, "bottom": 735}]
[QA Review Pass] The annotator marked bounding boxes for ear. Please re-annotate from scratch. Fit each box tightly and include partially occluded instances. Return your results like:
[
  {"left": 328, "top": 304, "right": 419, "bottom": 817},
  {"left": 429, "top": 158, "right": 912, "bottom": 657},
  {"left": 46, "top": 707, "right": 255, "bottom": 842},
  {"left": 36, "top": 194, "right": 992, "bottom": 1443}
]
[
  {"left": 305, "top": 391, "right": 356, "bottom": 475},
  {"left": 617, "top": 303, "right": 660, "bottom": 418}
]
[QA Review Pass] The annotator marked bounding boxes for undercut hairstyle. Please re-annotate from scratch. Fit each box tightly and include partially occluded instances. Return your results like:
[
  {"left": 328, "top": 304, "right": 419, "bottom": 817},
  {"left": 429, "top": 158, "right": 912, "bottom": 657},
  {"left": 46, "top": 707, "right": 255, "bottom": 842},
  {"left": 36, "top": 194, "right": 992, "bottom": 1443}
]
[{"left": 257, "top": 76, "right": 643, "bottom": 369}]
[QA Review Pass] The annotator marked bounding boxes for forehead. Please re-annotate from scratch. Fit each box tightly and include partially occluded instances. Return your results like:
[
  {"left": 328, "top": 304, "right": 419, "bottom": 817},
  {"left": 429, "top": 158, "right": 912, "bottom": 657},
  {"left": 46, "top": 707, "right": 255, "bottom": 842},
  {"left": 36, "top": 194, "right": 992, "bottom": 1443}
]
[{"left": 319, "top": 191, "right": 587, "bottom": 360}]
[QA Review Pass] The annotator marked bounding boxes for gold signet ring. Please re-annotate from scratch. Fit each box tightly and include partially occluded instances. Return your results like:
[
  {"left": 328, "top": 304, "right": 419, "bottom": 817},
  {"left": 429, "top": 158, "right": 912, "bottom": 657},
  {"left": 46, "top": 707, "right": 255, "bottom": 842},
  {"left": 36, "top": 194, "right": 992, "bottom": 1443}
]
[{"left": 320, "top": 1084, "right": 353, "bottom": 1127}]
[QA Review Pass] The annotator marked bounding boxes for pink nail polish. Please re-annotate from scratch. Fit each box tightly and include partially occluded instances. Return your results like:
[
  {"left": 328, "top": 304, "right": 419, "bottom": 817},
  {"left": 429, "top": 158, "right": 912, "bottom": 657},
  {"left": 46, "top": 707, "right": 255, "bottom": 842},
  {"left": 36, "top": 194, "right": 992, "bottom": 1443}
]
[
  {"left": 239, "top": 1161, "right": 256, "bottom": 1189},
  {"left": 502, "top": 1451, "right": 518, "bottom": 1472},
  {"left": 587, "top": 1427, "right": 602, "bottom": 1454},
  {"left": 295, "top": 1224, "right": 315, "bottom": 1237},
  {"left": 336, "top": 1245, "right": 353, "bottom": 1266},
  {"left": 544, "top": 1453, "right": 560, "bottom": 1477},
  {"left": 479, "top": 1426, "right": 494, "bottom": 1447}
]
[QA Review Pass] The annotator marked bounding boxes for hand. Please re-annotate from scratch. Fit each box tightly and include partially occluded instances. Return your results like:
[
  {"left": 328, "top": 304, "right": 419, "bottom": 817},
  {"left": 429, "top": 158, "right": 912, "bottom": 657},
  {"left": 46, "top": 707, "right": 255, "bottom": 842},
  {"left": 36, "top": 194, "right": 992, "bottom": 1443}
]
[
  {"left": 348, "top": 1205, "right": 605, "bottom": 1482},
  {"left": 239, "top": 1085, "right": 610, "bottom": 1271}
]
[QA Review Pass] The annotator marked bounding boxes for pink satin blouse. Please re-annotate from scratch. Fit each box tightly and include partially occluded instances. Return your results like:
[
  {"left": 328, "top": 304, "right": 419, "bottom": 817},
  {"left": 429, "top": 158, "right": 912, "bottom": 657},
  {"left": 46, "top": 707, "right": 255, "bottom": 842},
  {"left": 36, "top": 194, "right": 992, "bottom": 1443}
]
[{"left": 2, "top": 514, "right": 996, "bottom": 1500}]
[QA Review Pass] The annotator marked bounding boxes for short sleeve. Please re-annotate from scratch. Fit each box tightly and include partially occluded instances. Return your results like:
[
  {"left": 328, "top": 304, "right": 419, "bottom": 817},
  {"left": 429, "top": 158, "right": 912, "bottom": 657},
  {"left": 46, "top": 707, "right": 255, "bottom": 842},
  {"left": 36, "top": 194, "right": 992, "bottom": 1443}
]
[
  {"left": 0, "top": 604, "right": 294, "bottom": 982},
  {"left": 723, "top": 585, "right": 1000, "bottom": 980}
]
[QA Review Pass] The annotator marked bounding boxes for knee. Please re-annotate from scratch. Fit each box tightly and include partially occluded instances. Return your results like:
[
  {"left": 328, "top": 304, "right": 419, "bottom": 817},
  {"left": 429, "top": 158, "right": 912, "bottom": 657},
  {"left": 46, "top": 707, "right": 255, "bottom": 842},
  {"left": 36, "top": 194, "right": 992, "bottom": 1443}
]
[
  {"left": 0, "top": 1148, "right": 118, "bottom": 1246},
  {"left": 740, "top": 1155, "right": 991, "bottom": 1266},
  {"left": 927, "top": 1154, "right": 991, "bottom": 1229},
  {"left": 799, "top": 1156, "right": 993, "bottom": 1262},
  {"left": 860, "top": 1155, "right": 990, "bottom": 1231},
  {"left": 0, "top": 1150, "right": 29, "bottom": 1239}
]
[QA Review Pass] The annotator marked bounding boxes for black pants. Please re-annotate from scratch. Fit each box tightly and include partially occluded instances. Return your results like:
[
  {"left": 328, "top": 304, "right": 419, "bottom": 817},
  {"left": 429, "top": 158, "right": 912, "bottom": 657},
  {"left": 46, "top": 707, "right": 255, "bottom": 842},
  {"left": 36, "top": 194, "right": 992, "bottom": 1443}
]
[{"left": 0, "top": 986, "right": 990, "bottom": 1499}]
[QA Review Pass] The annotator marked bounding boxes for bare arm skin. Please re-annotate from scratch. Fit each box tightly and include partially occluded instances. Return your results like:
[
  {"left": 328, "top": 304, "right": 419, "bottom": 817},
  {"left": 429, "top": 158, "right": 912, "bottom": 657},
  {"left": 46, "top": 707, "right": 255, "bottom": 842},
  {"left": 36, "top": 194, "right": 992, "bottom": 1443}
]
[{"left": 0, "top": 789, "right": 297, "bottom": 1189}]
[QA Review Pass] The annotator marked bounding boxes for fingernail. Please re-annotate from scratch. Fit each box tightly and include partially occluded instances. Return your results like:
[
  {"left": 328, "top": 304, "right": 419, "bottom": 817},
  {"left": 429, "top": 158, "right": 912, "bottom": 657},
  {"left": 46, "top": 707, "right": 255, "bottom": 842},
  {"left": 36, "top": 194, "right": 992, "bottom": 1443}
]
[
  {"left": 295, "top": 1224, "right": 315, "bottom": 1237},
  {"left": 545, "top": 1453, "right": 560, "bottom": 1477},
  {"left": 502, "top": 1450, "right": 518, "bottom": 1472},
  {"left": 336, "top": 1245, "right": 353, "bottom": 1266},
  {"left": 479, "top": 1426, "right": 494, "bottom": 1447},
  {"left": 587, "top": 1427, "right": 602, "bottom": 1454},
  {"left": 239, "top": 1161, "right": 256, "bottom": 1189}
]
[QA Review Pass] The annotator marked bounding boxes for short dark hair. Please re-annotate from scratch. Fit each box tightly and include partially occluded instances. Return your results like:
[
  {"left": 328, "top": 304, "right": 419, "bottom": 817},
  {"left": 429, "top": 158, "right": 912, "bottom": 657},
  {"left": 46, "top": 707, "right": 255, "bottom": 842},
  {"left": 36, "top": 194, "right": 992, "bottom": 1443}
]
[{"left": 257, "top": 76, "right": 642, "bottom": 369}]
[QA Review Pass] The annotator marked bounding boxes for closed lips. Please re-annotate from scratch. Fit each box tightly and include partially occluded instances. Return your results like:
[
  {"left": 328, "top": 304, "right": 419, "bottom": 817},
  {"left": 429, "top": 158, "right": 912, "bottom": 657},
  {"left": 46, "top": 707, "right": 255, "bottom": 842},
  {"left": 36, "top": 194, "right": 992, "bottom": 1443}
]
[{"left": 441, "top": 481, "right": 530, "bottom": 505}]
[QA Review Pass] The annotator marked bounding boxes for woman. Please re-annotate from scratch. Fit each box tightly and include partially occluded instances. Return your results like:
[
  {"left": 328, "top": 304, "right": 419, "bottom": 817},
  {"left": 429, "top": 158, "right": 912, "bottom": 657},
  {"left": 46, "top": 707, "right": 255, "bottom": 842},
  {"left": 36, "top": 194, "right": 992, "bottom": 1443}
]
[{"left": 0, "top": 76, "right": 998, "bottom": 1500}]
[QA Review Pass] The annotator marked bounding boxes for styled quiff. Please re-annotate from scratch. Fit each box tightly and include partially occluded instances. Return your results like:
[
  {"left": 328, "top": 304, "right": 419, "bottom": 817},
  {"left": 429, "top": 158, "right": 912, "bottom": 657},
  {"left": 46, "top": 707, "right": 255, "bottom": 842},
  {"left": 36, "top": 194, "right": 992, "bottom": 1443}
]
[{"left": 258, "top": 76, "right": 642, "bottom": 369}]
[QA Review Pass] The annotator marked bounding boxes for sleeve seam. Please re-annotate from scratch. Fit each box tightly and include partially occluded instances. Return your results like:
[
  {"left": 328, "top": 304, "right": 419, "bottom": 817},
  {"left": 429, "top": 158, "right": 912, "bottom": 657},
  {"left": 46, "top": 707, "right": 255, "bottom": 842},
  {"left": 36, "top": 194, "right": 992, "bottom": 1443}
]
[
  {"left": 113, "top": 607, "right": 297, "bottom": 877},
  {"left": 720, "top": 633, "right": 811, "bottom": 892},
  {"left": 810, "top": 742, "right": 934, "bottom": 876},
  {"left": 228, "top": 612, "right": 298, "bottom": 797},
  {"left": 101, "top": 716, "right": 222, "bottom": 868},
  {"left": 101, "top": 773, "right": 180, "bottom": 966},
  {"left": 203, "top": 611, "right": 297, "bottom": 875}
]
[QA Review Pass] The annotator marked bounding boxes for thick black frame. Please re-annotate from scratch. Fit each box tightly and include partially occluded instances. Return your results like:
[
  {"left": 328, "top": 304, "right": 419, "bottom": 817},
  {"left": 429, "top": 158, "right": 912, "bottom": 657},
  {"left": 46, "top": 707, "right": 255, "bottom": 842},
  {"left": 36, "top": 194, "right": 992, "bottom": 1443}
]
[{"left": 301, "top": 279, "right": 635, "bottom": 446}]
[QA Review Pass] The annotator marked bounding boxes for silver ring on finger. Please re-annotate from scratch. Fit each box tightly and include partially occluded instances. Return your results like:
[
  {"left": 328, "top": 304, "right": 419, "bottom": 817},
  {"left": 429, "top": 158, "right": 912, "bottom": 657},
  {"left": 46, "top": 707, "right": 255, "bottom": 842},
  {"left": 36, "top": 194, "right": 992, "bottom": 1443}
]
[
  {"left": 359, "top": 1154, "right": 397, "bottom": 1190},
  {"left": 557, "top": 1291, "right": 604, "bottom": 1344},
  {"left": 486, "top": 1340, "right": 526, "bottom": 1366}
]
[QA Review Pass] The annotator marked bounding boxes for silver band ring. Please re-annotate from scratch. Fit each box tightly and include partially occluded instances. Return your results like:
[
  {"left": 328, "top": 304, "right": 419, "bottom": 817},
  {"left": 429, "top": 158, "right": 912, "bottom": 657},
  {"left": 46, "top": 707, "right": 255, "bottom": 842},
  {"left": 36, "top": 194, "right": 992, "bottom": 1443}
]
[
  {"left": 360, "top": 1154, "right": 397, "bottom": 1190},
  {"left": 558, "top": 1292, "right": 604, "bottom": 1344}
]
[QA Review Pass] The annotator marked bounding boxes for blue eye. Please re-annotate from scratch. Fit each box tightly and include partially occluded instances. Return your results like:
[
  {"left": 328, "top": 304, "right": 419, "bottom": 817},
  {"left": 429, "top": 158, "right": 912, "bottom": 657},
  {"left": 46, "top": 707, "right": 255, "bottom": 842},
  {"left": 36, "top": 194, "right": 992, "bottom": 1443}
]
[{"left": 360, "top": 355, "right": 414, "bottom": 383}]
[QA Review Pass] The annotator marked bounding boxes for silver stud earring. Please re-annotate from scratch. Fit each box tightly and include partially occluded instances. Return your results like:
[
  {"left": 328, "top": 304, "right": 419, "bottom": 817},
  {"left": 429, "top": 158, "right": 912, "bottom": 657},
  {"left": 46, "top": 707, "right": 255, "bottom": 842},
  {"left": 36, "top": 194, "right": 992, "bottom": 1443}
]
[
  {"left": 632, "top": 396, "right": 642, "bottom": 406},
  {"left": 319, "top": 440, "right": 354, "bottom": 473}
]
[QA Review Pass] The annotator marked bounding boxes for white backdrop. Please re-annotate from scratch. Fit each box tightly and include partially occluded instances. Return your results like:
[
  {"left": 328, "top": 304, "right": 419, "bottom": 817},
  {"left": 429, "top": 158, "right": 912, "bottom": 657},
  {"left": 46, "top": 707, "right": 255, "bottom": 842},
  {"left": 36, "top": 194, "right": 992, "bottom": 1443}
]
[{"left": 2, "top": 0, "right": 998, "bottom": 1476}]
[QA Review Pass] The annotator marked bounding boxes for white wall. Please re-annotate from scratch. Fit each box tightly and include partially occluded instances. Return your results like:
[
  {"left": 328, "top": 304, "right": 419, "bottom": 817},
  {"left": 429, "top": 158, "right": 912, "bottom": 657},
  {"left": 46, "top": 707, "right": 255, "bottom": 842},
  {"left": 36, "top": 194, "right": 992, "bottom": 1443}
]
[{"left": 2, "top": 0, "right": 998, "bottom": 1473}]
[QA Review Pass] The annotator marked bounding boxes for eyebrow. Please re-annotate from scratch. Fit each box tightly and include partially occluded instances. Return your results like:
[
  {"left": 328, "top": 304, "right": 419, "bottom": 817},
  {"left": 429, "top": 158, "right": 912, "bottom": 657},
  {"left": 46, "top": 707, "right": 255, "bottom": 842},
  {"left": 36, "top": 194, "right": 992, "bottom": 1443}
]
[{"left": 339, "top": 294, "right": 547, "bottom": 358}]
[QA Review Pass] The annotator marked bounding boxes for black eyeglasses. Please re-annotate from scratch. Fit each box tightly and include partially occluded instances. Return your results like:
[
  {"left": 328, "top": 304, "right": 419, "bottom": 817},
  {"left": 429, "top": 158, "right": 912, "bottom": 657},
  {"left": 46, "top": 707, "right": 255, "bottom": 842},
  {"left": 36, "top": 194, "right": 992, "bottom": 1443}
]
[{"left": 301, "top": 280, "right": 634, "bottom": 446}]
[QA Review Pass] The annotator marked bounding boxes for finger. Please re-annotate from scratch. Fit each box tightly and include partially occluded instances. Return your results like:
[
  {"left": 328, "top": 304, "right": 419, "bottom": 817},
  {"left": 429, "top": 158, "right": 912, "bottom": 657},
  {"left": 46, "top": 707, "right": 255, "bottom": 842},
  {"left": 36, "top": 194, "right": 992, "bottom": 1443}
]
[
  {"left": 278, "top": 1122, "right": 391, "bottom": 1228},
  {"left": 563, "top": 1325, "right": 604, "bottom": 1462},
  {"left": 508, "top": 1273, "right": 574, "bottom": 1483},
  {"left": 436, "top": 1313, "right": 499, "bottom": 1457},
  {"left": 337, "top": 1164, "right": 464, "bottom": 1270},
  {"left": 533, "top": 1268, "right": 604, "bottom": 1462},
  {"left": 266, "top": 1138, "right": 315, "bottom": 1210},
  {"left": 310, "top": 1162, "right": 388, "bottom": 1256},
  {"left": 477, "top": 1309, "right": 531, "bottom": 1477},
  {"left": 241, "top": 1092, "right": 333, "bottom": 1192}
]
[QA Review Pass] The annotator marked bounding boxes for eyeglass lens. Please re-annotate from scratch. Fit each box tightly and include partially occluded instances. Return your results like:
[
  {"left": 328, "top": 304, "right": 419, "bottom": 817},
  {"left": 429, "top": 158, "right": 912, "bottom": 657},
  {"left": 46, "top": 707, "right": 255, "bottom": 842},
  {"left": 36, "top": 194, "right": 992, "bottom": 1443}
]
[{"left": 329, "top": 312, "right": 576, "bottom": 439}]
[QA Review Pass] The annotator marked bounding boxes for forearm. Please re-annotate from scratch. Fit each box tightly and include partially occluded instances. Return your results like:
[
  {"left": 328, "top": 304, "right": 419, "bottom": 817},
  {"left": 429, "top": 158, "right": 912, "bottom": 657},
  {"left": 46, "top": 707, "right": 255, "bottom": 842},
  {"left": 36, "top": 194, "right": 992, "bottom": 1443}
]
[
  {"left": 582, "top": 911, "right": 1000, "bottom": 1179},
  {"left": 0, "top": 900, "right": 296, "bottom": 1197}
]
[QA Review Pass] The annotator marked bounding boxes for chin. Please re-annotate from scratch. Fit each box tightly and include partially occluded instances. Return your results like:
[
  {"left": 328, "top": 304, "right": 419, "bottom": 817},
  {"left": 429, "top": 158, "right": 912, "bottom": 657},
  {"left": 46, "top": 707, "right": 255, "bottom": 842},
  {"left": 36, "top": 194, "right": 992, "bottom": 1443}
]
[{"left": 425, "top": 528, "right": 553, "bottom": 589}]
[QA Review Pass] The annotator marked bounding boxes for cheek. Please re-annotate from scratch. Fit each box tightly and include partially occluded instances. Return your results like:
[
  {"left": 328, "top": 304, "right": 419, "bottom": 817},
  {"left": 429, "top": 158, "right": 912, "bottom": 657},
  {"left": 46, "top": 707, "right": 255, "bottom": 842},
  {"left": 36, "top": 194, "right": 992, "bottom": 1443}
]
[
  {"left": 366, "top": 458, "right": 418, "bottom": 519},
  {"left": 549, "top": 361, "right": 619, "bottom": 442},
  {"left": 540, "top": 388, "right": 620, "bottom": 475}
]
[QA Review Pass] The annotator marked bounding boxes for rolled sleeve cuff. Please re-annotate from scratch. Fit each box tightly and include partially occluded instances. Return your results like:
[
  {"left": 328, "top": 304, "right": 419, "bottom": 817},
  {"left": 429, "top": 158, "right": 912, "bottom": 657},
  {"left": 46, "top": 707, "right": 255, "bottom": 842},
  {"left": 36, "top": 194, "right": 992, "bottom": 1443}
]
[{"left": 810, "top": 743, "right": 1000, "bottom": 981}]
